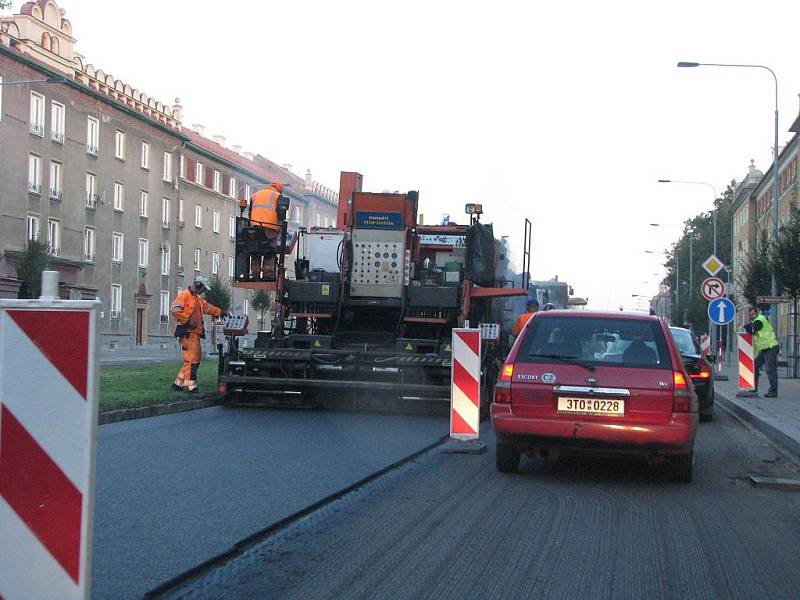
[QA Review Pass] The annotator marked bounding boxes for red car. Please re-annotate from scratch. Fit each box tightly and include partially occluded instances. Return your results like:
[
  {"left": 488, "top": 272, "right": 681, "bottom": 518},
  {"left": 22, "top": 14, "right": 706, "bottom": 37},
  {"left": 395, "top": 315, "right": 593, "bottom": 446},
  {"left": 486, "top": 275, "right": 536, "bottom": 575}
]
[{"left": 492, "top": 310, "right": 698, "bottom": 482}]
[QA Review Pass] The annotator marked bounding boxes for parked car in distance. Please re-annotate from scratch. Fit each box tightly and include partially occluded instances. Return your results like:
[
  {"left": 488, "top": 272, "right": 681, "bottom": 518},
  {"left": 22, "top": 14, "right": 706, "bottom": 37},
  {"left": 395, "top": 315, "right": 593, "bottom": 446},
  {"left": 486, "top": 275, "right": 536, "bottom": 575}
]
[
  {"left": 669, "top": 326, "right": 714, "bottom": 422},
  {"left": 492, "top": 310, "right": 698, "bottom": 482}
]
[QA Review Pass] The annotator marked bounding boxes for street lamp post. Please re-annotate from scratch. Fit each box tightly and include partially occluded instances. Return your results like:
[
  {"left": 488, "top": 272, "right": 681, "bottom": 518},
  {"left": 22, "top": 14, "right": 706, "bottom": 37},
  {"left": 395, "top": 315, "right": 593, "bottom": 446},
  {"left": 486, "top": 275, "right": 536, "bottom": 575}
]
[
  {"left": 0, "top": 77, "right": 68, "bottom": 86},
  {"left": 677, "top": 60, "right": 780, "bottom": 330}
]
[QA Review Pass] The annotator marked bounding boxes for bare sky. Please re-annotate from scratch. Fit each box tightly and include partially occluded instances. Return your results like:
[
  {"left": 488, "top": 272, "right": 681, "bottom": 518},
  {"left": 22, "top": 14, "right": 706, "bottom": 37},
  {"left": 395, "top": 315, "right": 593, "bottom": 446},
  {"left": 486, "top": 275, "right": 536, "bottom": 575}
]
[{"left": 6, "top": 0, "right": 799, "bottom": 310}]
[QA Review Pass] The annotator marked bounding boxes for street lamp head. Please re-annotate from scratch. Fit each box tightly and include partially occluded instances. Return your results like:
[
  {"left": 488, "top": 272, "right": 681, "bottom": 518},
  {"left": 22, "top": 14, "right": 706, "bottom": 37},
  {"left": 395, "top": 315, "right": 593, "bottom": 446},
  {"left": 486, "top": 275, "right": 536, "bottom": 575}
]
[
  {"left": 677, "top": 61, "right": 700, "bottom": 68},
  {"left": 46, "top": 76, "right": 69, "bottom": 84}
]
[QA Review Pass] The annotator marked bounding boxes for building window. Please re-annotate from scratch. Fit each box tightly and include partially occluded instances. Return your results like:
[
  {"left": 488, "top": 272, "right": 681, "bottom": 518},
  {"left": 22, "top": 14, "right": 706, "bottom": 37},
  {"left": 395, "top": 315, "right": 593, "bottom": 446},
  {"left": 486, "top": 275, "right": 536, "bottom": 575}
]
[
  {"left": 332, "top": 218, "right": 336, "bottom": 228},
  {"left": 141, "top": 141, "right": 150, "bottom": 169},
  {"left": 86, "top": 116, "right": 99, "bottom": 155},
  {"left": 211, "top": 251, "right": 220, "bottom": 275},
  {"left": 195, "top": 162, "right": 204, "bottom": 186},
  {"left": 177, "top": 243, "right": 183, "bottom": 267},
  {"left": 112, "top": 232, "right": 124, "bottom": 262},
  {"left": 178, "top": 198, "right": 185, "bottom": 223},
  {"left": 195, "top": 205, "right": 203, "bottom": 228},
  {"left": 84, "top": 227, "right": 96, "bottom": 262},
  {"left": 244, "top": 183, "right": 251, "bottom": 200},
  {"left": 86, "top": 173, "right": 97, "bottom": 208},
  {"left": 139, "top": 190, "right": 149, "bottom": 218},
  {"left": 163, "top": 151, "right": 172, "bottom": 182},
  {"left": 115, "top": 130, "right": 126, "bottom": 160},
  {"left": 242, "top": 298, "right": 249, "bottom": 317},
  {"left": 229, "top": 177, "right": 237, "bottom": 198},
  {"left": 324, "top": 215, "right": 329, "bottom": 228},
  {"left": 193, "top": 248, "right": 201, "bottom": 271},
  {"left": 29, "top": 92, "right": 45, "bottom": 136},
  {"left": 26, "top": 213, "right": 40, "bottom": 241},
  {"left": 49, "top": 161, "right": 62, "bottom": 200},
  {"left": 179, "top": 155, "right": 186, "bottom": 178},
  {"left": 138, "top": 238, "right": 149, "bottom": 268},
  {"left": 110, "top": 284, "right": 122, "bottom": 319},
  {"left": 50, "top": 101, "right": 65, "bottom": 144},
  {"left": 47, "top": 219, "right": 60, "bottom": 256},
  {"left": 228, "top": 255, "right": 235, "bottom": 278},
  {"left": 316, "top": 213, "right": 321, "bottom": 227},
  {"left": 213, "top": 210, "right": 220, "bottom": 233},
  {"left": 28, "top": 154, "right": 41, "bottom": 194},
  {"left": 162, "top": 198, "right": 170, "bottom": 228},
  {"left": 161, "top": 243, "right": 171, "bottom": 276},
  {"left": 229, "top": 215, "right": 236, "bottom": 240},
  {"left": 114, "top": 182, "right": 124, "bottom": 212},
  {"left": 160, "top": 291, "right": 170, "bottom": 324},
  {"left": 213, "top": 170, "right": 221, "bottom": 193},
  {"left": 294, "top": 206, "right": 300, "bottom": 224}
]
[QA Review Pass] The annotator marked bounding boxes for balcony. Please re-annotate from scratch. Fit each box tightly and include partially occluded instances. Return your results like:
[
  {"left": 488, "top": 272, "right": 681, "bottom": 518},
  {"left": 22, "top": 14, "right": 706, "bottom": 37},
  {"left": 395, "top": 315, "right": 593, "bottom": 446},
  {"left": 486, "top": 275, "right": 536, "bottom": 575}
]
[
  {"left": 83, "top": 252, "right": 96, "bottom": 263},
  {"left": 162, "top": 220, "right": 171, "bottom": 230},
  {"left": 29, "top": 123, "right": 44, "bottom": 137},
  {"left": 27, "top": 182, "right": 41, "bottom": 195},
  {"left": 51, "top": 131, "right": 65, "bottom": 144},
  {"left": 47, "top": 244, "right": 60, "bottom": 257},
  {"left": 87, "top": 144, "right": 98, "bottom": 157},
  {"left": 85, "top": 193, "right": 98, "bottom": 209},
  {"left": 49, "top": 189, "right": 62, "bottom": 201}
]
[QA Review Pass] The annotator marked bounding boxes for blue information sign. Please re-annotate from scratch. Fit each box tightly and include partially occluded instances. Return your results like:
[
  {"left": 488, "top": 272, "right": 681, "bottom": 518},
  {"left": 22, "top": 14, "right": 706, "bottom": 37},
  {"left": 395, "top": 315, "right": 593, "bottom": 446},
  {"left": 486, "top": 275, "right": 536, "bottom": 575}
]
[
  {"left": 708, "top": 297, "right": 735, "bottom": 325},
  {"left": 355, "top": 211, "right": 403, "bottom": 230}
]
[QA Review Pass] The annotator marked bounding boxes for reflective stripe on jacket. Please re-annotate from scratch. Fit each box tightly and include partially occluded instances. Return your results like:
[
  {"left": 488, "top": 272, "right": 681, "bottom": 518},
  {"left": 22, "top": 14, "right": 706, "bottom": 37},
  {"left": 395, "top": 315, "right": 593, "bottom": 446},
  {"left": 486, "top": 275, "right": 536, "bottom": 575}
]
[
  {"left": 170, "top": 289, "right": 222, "bottom": 335},
  {"left": 249, "top": 186, "right": 281, "bottom": 231},
  {"left": 753, "top": 314, "right": 778, "bottom": 356}
]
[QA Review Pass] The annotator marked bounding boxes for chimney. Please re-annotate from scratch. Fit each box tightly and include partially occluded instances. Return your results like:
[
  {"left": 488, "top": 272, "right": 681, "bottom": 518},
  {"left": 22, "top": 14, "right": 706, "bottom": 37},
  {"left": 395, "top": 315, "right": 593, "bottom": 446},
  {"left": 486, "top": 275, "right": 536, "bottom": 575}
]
[
  {"left": 305, "top": 168, "right": 313, "bottom": 191},
  {"left": 233, "top": 145, "right": 242, "bottom": 154},
  {"left": 172, "top": 97, "right": 183, "bottom": 123},
  {"left": 213, "top": 135, "right": 226, "bottom": 147},
  {"left": 192, "top": 123, "right": 205, "bottom": 136}
]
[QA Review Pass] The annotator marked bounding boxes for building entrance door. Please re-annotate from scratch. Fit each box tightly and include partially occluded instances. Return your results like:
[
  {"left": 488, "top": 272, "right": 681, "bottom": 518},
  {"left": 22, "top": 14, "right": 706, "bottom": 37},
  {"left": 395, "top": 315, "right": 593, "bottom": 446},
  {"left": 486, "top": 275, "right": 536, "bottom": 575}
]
[{"left": 135, "top": 308, "right": 145, "bottom": 346}]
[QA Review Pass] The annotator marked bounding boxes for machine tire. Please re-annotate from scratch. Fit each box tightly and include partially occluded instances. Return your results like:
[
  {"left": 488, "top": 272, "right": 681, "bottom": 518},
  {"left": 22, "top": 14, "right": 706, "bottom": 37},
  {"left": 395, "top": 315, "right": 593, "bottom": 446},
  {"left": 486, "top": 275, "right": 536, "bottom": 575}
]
[
  {"left": 496, "top": 442, "right": 521, "bottom": 473},
  {"left": 670, "top": 451, "right": 694, "bottom": 483}
]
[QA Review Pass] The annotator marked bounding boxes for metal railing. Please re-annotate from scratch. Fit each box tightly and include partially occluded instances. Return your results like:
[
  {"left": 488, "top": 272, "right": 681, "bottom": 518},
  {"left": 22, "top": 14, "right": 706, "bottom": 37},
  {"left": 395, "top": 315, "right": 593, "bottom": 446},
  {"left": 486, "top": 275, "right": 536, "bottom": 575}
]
[
  {"left": 50, "top": 131, "right": 65, "bottom": 144},
  {"left": 86, "top": 144, "right": 98, "bottom": 156},
  {"left": 29, "top": 122, "right": 44, "bottom": 137},
  {"left": 27, "top": 182, "right": 41, "bottom": 195},
  {"left": 49, "top": 189, "right": 62, "bottom": 201},
  {"left": 85, "top": 193, "right": 98, "bottom": 209}
]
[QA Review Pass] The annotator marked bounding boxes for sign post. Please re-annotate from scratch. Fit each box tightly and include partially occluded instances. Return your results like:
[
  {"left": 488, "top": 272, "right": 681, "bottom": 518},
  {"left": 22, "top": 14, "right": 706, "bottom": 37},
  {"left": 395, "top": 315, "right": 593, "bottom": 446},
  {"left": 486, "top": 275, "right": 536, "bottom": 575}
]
[{"left": 0, "top": 286, "right": 99, "bottom": 600}]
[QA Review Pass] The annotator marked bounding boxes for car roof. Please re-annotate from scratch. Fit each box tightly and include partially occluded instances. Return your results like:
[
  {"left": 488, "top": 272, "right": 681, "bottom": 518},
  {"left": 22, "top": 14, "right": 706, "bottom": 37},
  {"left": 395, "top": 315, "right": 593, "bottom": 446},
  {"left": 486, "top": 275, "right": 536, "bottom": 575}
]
[
  {"left": 668, "top": 326, "right": 691, "bottom": 333},
  {"left": 535, "top": 310, "right": 661, "bottom": 322}
]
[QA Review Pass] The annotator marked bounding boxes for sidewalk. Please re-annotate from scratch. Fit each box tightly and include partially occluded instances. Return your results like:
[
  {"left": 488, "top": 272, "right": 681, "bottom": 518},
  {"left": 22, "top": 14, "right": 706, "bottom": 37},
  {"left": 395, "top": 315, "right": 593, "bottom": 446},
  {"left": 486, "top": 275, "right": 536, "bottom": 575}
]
[
  {"left": 99, "top": 344, "right": 181, "bottom": 367},
  {"left": 714, "top": 363, "right": 800, "bottom": 458}
]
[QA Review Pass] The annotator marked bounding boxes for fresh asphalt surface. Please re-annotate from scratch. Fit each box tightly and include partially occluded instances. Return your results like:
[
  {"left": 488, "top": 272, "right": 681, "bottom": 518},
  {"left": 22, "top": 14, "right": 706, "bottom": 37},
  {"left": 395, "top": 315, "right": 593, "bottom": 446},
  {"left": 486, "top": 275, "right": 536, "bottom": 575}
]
[
  {"left": 91, "top": 407, "right": 449, "bottom": 600},
  {"left": 155, "top": 408, "right": 800, "bottom": 600}
]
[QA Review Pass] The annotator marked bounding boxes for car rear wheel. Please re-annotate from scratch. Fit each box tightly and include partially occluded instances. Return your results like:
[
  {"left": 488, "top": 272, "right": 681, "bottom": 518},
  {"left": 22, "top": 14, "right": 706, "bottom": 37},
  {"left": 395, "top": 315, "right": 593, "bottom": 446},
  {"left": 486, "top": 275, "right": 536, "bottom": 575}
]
[
  {"left": 496, "top": 442, "right": 521, "bottom": 473},
  {"left": 671, "top": 451, "right": 693, "bottom": 483}
]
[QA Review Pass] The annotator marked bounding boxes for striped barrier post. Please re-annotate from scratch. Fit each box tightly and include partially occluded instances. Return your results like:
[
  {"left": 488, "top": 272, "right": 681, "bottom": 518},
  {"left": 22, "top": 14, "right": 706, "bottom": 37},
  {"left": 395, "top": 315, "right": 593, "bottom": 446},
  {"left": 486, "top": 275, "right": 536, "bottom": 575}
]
[
  {"left": 443, "top": 328, "right": 485, "bottom": 454},
  {"left": 736, "top": 332, "right": 756, "bottom": 397},
  {"left": 700, "top": 334, "right": 711, "bottom": 357},
  {"left": 0, "top": 296, "right": 99, "bottom": 600}
]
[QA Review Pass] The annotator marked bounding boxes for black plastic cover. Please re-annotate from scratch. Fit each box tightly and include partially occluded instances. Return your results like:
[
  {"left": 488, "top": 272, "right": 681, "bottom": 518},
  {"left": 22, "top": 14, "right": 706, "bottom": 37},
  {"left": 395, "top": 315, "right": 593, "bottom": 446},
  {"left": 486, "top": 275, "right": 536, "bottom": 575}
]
[{"left": 465, "top": 222, "right": 497, "bottom": 287}]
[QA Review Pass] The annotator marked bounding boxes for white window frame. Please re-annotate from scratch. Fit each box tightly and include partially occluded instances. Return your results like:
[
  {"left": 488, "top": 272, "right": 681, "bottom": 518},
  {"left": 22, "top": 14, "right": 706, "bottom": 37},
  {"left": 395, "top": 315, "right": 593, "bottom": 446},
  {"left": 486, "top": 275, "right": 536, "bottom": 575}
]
[
  {"left": 242, "top": 298, "right": 249, "bottom": 317},
  {"left": 28, "top": 154, "right": 41, "bottom": 193},
  {"left": 316, "top": 212, "right": 321, "bottom": 227},
  {"left": 138, "top": 238, "right": 149, "bottom": 268},
  {"left": 114, "top": 181, "right": 124, "bottom": 212},
  {"left": 324, "top": 215, "right": 329, "bottom": 228},
  {"left": 85, "top": 172, "right": 97, "bottom": 208},
  {"left": 29, "top": 91, "right": 44, "bottom": 136},
  {"left": 193, "top": 248, "right": 201, "bottom": 271},
  {"left": 195, "top": 162, "right": 204, "bottom": 186},
  {"left": 177, "top": 243, "right": 183, "bottom": 268},
  {"left": 162, "top": 197, "right": 170, "bottom": 228},
  {"left": 179, "top": 155, "right": 186, "bottom": 178},
  {"left": 110, "top": 284, "right": 122, "bottom": 319},
  {"left": 50, "top": 101, "right": 65, "bottom": 143},
  {"left": 86, "top": 116, "right": 99, "bottom": 155},
  {"left": 229, "top": 177, "right": 237, "bottom": 198},
  {"left": 49, "top": 161, "right": 62, "bottom": 199},
  {"left": 47, "top": 218, "right": 60, "bottom": 256},
  {"left": 141, "top": 141, "right": 150, "bottom": 169},
  {"left": 229, "top": 215, "right": 236, "bottom": 240},
  {"left": 211, "top": 251, "right": 220, "bottom": 275},
  {"left": 195, "top": 205, "right": 203, "bottom": 229},
  {"left": 163, "top": 151, "right": 172, "bottom": 182},
  {"left": 26, "top": 213, "right": 40, "bottom": 241},
  {"left": 161, "top": 243, "right": 171, "bottom": 276},
  {"left": 228, "top": 255, "right": 235, "bottom": 278},
  {"left": 112, "top": 232, "right": 124, "bottom": 262},
  {"left": 213, "top": 209, "right": 220, "bottom": 233},
  {"left": 178, "top": 198, "right": 185, "bottom": 223},
  {"left": 114, "top": 130, "right": 126, "bottom": 160},
  {"left": 160, "top": 291, "right": 170, "bottom": 323},
  {"left": 244, "top": 183, "right": 251, "bottom": 200},
  {"left": 139, "top": 190, "right": 149, "bottom": 218},
  {"left": 84, "top": 226, "right": 96, "bottom": 262},
  {"left": 213, "top": 170, "right": 221, "bottom": 193}
]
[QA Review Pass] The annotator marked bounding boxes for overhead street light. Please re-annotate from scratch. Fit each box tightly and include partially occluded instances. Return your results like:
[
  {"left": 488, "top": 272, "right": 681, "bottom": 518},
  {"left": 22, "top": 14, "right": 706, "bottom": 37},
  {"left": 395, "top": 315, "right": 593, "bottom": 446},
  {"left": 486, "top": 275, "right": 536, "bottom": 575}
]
[
  {"left": 0, "top": 76, "right": 68, "bottom": 86},
  {"left": 677, "top": 59, "right": 780, "bottom": 330}
]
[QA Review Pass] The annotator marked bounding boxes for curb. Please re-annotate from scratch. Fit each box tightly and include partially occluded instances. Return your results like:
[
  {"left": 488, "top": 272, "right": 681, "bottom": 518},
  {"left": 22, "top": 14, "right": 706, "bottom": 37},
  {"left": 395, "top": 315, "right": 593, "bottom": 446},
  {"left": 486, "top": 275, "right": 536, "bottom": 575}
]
[
  {"left": 99, "top": 395, "right": 223, "bottom": 425},
  {"left": 715, "top": 389, "right": 800, "bottom": 459}
]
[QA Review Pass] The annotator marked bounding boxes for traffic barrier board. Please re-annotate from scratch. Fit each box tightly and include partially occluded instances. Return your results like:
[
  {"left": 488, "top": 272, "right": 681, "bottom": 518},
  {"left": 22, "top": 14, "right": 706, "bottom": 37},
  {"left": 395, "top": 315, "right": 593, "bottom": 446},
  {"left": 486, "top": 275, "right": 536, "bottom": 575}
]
[
  {"left": 708, "top": 297, "right": 735, "bottom": 325},
  {"left": 701, "top": 277, "right": 725, "bottom": 301},
  {"left": 737, "top": 333, "right": 755, "bottom": 392},
  {"left": 450, "top": 328, "right": 481, "bottom": 440},
  {"left": 700, "top": 334, "right": 711, "bottom": 356},
  {"left": 0, "top": 300, "right": 99, "bottom": 600}
]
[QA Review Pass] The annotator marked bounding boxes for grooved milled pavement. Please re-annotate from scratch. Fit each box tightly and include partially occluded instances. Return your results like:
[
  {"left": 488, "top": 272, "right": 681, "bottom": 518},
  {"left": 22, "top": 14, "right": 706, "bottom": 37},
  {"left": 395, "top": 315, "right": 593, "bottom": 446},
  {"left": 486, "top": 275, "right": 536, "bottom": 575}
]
[{"left": 158, "top": 409, "right": 800, "bottom": 600}]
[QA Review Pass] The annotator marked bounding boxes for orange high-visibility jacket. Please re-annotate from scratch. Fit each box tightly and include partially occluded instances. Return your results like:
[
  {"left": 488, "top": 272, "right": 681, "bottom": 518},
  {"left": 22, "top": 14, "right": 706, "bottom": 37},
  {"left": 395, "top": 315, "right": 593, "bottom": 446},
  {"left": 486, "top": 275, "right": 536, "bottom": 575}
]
[
  {"left": 249, "top": 185, "right": 281, "bottom": 231},
  {"left": 511, "top": 311, "right": 536, "bottom": 336},
  {"left": 170, "top": 289, "right": 222, "bottom": 335}
]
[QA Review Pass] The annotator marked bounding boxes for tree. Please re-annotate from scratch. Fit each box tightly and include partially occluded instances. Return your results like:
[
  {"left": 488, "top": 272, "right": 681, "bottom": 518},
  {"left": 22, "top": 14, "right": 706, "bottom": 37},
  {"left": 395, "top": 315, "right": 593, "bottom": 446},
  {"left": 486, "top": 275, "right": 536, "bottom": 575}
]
[
  {"left": 771, "top": 202, "right": 800, "bottom": 377},
  {"left": 204, "top": 274, "right": 231, "bottom": 312},
  {"left": 251, "top": 289, "right": 273, "bottom": 327},
  {"left": 737, "top": 230, "right": 772, "bottom": 307},
  {"left": 16, "top": 239, "right": 50, "bottom": 299}
]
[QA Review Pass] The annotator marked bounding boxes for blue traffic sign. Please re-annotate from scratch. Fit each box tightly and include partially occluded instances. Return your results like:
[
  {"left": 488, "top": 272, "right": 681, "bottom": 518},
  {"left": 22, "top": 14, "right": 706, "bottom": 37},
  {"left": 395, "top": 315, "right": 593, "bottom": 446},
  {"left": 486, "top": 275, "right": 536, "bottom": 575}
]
[{"left": 708, "top": 297, "right": 735, "bottom": 325}]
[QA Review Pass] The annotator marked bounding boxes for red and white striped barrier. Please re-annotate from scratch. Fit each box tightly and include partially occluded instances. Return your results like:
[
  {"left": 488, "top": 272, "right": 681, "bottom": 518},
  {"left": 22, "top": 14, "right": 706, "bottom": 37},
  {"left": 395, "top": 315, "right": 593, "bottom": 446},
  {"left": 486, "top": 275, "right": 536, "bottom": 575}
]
[
  {"left": 450, "top": 328, "right": 481, "bottom": 440},
  {"left": 0, "top": 300, "right": 99, "bottom": 600},
  {"left": 700, "top": 334, "right": 711, "bottom": 357},
  {"left": 737, "top": 332, "right": 755, "bottom": 392}
]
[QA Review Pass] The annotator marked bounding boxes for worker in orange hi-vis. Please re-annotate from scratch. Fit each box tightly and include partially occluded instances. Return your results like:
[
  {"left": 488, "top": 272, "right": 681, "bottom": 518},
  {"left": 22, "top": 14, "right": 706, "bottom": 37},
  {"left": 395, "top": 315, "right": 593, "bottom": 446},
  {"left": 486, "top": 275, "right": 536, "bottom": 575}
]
[
  {"left": 511, "top": 298, "right": 539, "bottom": 336},
  {"left": 170, "top": 275, "right": 226, "bottom": 393},
  {"left": 243, "top": 181, "right": 284, "bottom": 278}
]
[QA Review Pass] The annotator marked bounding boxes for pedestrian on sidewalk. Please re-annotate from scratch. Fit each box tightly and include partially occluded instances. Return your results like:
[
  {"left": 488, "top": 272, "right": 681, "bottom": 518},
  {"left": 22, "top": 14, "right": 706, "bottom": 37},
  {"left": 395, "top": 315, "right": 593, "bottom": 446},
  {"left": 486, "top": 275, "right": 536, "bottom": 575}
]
[
  {"left": 170, "top": 275, "right": 227, "bottom": 393},
  {"left": 744, "top": 305, "right": 779, "bottom": 398}
]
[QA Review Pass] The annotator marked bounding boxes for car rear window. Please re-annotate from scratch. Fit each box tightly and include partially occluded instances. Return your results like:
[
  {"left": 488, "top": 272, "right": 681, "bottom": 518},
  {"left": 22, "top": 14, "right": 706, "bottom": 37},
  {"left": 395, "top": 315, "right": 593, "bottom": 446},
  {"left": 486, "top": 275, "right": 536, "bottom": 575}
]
[
  {"left": 517, "top": 316, "right": 671, "bottom": 370},
  {"left": 670, "top": 328, "right": 699, "bottom": 356}
]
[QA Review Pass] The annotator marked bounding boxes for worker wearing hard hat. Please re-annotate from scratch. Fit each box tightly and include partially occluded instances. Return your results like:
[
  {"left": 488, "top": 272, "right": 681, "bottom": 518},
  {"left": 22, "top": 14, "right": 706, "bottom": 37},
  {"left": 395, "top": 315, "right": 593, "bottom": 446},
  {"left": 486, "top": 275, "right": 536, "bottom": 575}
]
[
  {"left": 241, "top": 181, "right": 283, "bottom": 278},
  {"left": 512, "top": 298, "right": 540, "bottom": 336},
  {"left": 170, "top": 275, "right": 227, "bottom": 393}
]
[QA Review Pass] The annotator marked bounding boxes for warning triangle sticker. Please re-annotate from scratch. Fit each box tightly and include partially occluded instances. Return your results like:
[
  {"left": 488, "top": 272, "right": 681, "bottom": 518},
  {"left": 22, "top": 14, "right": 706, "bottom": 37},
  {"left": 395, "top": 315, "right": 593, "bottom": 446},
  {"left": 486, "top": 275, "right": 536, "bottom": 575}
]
[
  {"left": 8, "top": 310, "right": 89, "bottom": 400},
  {"left": 405, "top": 343, "right": 413, "bottom": 351},
  {"left": 314, "top": 340, "right": 321, "bottom": 348},
  {"left": 444, "top": 344, "right": 451, "bottom": 352}
]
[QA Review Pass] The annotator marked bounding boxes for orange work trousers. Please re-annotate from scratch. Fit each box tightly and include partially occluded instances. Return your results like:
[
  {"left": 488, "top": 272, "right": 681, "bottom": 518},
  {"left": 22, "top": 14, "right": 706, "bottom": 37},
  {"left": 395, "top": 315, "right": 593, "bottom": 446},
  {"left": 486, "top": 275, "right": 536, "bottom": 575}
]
[{"left": 175, "top": 333, "right": 202, "bottom": 390}]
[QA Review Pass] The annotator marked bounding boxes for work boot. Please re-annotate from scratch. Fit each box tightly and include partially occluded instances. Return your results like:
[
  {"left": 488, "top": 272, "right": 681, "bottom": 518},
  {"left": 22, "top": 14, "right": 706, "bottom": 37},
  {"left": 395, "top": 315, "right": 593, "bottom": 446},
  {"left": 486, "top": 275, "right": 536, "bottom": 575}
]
[
  {"left": 186, "top": 387, "right": 199, "bottom": 394},
  {"left": 764, "top": 391, "right": 778, "bottom": 398},
  {"left": 171, "top": 383, "right": 183, "bottom": 392}
]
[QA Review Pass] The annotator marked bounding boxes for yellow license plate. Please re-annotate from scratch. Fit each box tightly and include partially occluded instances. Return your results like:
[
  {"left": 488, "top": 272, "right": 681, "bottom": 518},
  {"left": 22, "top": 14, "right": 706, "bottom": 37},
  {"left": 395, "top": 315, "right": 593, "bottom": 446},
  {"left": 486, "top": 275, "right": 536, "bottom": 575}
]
[{"left": 557, "top": 396, "right": 625, "bottom": 417}]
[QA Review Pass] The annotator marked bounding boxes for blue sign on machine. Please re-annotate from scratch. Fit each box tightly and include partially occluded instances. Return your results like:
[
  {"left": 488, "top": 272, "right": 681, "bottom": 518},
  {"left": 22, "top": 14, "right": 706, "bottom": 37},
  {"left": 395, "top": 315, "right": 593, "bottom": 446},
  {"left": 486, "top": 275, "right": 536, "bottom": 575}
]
[
  {"left": 708, "top": 297, "right": 736, "bottom": 325},
  {"left": 355, "top": 211, "right": 403, "bottom": 230}
]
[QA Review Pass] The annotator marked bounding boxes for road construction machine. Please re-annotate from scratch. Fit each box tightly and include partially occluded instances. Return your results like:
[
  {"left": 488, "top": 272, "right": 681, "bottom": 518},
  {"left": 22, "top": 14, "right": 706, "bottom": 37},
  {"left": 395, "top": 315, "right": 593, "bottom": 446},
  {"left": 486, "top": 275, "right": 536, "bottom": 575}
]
[{"left": 217, "top": 172, "right": 527, "bottom": 413}]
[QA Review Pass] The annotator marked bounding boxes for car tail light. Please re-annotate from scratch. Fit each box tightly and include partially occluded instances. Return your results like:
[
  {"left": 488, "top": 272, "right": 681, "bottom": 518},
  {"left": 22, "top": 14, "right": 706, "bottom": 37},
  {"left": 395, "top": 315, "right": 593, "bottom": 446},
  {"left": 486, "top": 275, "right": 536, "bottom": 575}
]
[
  {"left": 672, "top": 370, "right": 692, "bottom": 413},
  {"left": 218, "top": 383, "right": 227, "bottom": 394},
  {"left": 690, "top": 363, "right": 712, "bottom": 379},
  {"left": 494, "top": 364, "right": 513, "bottom": 404}
]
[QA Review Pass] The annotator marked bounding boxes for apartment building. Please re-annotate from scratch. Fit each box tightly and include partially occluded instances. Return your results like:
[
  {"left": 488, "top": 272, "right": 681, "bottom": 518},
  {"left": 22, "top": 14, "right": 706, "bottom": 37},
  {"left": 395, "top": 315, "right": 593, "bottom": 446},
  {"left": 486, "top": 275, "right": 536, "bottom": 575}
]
[{"left": 0, "top": 1, "right": 339, "bottom": 348}]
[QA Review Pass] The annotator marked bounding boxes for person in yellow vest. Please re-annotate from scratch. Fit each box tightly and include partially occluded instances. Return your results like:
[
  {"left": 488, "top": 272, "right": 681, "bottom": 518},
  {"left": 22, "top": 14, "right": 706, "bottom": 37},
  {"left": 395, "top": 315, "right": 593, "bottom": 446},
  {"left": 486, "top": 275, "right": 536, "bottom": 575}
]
[
  {"left": 245, "top": 181, "right": 283, "bottom": 279},
  {"left": 511, "top": 298, "right": 539, "bottom": 337},
  {"left": 744, "top": 305, "right": 779, "bottom": 397},
  {"left": 170, "top": 275, "right": 227, "bottom": 393}
]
